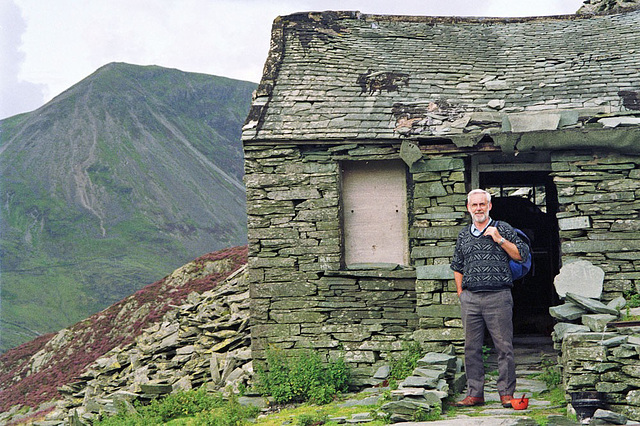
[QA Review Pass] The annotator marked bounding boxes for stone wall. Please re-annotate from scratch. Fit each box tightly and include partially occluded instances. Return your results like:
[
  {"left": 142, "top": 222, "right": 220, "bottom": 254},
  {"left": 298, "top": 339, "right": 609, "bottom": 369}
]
[
  {"left": 552, "top": 151, "right": 640, "bottom": 302},
  {"left": 561, "top": 329, "right": 640, "bottom": 421},
  {"left": 409, "top": 157, "right": 467, "bottom": 353},
  {"left": 245, "top": 142, "right": 468, "bottom": 383}
]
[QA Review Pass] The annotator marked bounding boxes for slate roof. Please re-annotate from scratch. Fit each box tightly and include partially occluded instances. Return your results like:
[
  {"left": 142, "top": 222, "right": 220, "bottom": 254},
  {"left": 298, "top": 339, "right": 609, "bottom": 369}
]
[{"left": 243, "top": 9, "right": 640, "bottom": 153}]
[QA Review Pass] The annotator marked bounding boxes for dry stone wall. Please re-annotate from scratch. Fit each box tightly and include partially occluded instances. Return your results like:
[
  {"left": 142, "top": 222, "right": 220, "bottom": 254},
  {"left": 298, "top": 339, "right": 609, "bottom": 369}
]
[
  {"left": 246, "top": 142, "right": 469, "bottom": 382},
  {"left": 552, "top": 151, "right": 640, "bottom": 302},
  {"left": 559, "top": 327, "right": 640, "bottom": 422},
  {"left": 410, "top": 156, "right": 467, "bottom": 354}
]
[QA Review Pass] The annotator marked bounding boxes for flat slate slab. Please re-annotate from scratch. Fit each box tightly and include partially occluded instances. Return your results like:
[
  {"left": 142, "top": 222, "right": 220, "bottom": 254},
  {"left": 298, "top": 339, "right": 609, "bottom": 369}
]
[
  {"left": 549, "top": 302, "right": 586, "bottom": 321},
  {"left": 566, "top": 292, "right": 619, "bottom": 315}
]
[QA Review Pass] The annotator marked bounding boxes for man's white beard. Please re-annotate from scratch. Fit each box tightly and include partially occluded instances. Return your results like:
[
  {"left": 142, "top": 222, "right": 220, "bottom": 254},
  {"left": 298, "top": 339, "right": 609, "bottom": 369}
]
[{"left": 473, "top": 212, "right": 488, "bottom": 224}]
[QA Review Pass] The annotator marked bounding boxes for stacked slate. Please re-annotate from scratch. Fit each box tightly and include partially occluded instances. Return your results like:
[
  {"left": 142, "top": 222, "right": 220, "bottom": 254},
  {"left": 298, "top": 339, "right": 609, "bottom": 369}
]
[
  {"left": 550, "top": 260, "right": 640, "bottom": 422},
  {"left": 44, "top": 266, "right": 256, "bottom": 425},
  {"left": 379, "top": 350, "right": 464, "bottom": 422}
]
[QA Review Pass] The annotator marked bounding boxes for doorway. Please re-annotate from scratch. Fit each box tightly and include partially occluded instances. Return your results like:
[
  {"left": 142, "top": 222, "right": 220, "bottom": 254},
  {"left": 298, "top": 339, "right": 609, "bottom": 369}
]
[{"left": 475, "top": 156, "right": 561, "bottom": 336}]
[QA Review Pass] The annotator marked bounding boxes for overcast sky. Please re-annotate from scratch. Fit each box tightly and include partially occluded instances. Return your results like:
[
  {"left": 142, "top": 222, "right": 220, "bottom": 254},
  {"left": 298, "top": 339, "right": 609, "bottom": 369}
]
[{"left": 2, "top": 0, "right": 586, "bottom": 119}]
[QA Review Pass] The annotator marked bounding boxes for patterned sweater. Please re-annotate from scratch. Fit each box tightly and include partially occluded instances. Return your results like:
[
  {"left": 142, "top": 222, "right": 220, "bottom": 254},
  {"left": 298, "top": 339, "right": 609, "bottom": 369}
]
[{"left": 450, "top": 219, "right": 530, "bottom": 292}]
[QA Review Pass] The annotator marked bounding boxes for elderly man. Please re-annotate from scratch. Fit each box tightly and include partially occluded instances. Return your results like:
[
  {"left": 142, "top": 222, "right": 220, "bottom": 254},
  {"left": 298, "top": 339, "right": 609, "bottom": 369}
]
[{"left": 450, "top": 189, "right": 530, "bottom": 408}]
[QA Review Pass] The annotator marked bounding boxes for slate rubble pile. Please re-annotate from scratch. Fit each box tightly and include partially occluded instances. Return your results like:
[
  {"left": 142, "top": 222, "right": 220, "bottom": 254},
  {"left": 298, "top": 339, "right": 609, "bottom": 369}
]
[
  {"left": 44, "top": 265, "right": 254, "bottom": 425},
  {"left": 376, "top": 350, "right": 465, "bottom": 422}
]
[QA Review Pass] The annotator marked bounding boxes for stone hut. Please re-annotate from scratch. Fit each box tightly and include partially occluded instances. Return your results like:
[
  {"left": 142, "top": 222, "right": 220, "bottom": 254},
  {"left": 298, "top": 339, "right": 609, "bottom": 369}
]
[{"left": 242, "top": 7, "right": 640, "bottom": 385}]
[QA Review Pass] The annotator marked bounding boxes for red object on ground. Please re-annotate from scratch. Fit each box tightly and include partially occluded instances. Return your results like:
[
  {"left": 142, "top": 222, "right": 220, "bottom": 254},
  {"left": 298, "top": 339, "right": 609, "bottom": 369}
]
[{"left": 511, "top": 394, "right": 529, "bottom": 410}]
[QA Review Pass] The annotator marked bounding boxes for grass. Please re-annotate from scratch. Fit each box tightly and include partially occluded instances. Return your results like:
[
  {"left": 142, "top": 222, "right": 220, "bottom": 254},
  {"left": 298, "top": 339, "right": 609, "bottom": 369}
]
[
  {"left": 79, "top": 341, "right": 578, "bottom": 426},
  {"left": 172, "top": 391, "right": 391, "bottom": 426},
  {"left": 248, "top": 401, "right": 387, "bottom": 426}
]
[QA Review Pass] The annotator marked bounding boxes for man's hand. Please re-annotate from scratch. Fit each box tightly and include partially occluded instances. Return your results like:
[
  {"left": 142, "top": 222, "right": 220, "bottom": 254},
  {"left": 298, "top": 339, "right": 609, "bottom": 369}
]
[
  {"left": 486, "top": 226, "right": 522, "bottom": 262},
  {"left": 454, "top": 271, "right": 463, "bottom": 296},
  {"left": 484, "top": 226, "right": 502, "bottom": 243}
]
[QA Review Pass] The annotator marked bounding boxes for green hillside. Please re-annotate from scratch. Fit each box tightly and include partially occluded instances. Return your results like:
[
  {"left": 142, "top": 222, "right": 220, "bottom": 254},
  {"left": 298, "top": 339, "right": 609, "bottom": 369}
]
[{"left": 0, "top": 63, "right": 255, "bottom": 352}]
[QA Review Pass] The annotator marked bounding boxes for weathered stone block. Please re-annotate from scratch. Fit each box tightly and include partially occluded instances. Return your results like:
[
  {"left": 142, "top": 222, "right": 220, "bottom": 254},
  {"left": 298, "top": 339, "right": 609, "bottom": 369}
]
[
  {"left": 294, "top": 337, "right": 339, "bottom": 349},
  {"left": 564, "top": 346, "right": 607, "bottom": 362},
  {"left": 416, "top": 353, "right": 457, "bottom": 370},
  {"left": 244, "top": 173, "right": 306, "bottom": 188},
  {"left": 413, "top": 327, "right": 464, "bottom": 343},
  {"left": 295, "top": 207, "right": 337, "bottom": 221},
  {"left": 344, "top": 350, "right": 376, "bottom": 363},
  {"left": 417, "top": 304, "right": 461, "bottom": 319},
  {"left": 411, "top": 245, "right": 454, "bottom": 259},
  {"left": 374, "top": 365, "right": 391, "bottom": 379},
  {"left": 553, "top": 323, "right": 590, "bottom": 341},
  {"left": 249, "top": 256, "right": 296, "bottom": 268},
  {"left": 270, "top": 310, "right": 327, "bottom": 323},
  {"left": 566, "top": 292, "right": 618, "bottom": 315},
  {"left": 596, "top": 382, "right": 631, "bottom": 393},
  {"left": 627, "top": 390, "right": 640, "bottom": 406},
  {"left": 359, "top": 279, "right": 415, "bottom": 291},
  {"left": 549, "top": 303, "right": 586, "bottom": 321},
  {"left": 567, "top": 373, "right": 599, "bottom": 387},
  {"left": 412, "top": 171, "right": 442, "bottom": 182},
  {"left": 558, "top": 216, "right": 592, "bottom": 231},
  {"left": 622, "top": 365, "right": 640, "bottom": 378},
  {"left": 583, "top": 362, "right": 618, "bottom": 373},
  {"left": 416, "top": 265, "right": 454, "bottom": 280},
  {"left": 415, "top": 280, "right": 444, "bottom": 293},
  {"left": 611, "top": 219, "right": 640, "bottom": 232},
  {"left": 267, "top": 188, "right": 321, "bottom": 200},
  {"left": 248, "top": 227, "right": 299, "bottom": 239},
  {"left": 563, "top": 238, "right": 640, "bottom": 255},
  {"left": 411, "top": 158, "right": 464, "bottom": 173},
  {"left": 410, "top": 226, "right": 461, "bottom": 240},
  {"left": 400, "top": 375, "right": 439, "bottom": 389},
  {"left": 582, "top": 314, "right": 618, "bottom": 332},
  {"left": 414, "top": 181, "right": 448, "bottom": 198},
  {"left": 381, "top": 399, "right": 435, "bottom": 416},
  {"left": 611, "top": 345, "right": 638, "bottom": 359},
  {"left": 251, "top": 324, "right": 300, "bottom": 338},
  {"left": 413, "top": 367, "right": 446, "bottom": 380}
]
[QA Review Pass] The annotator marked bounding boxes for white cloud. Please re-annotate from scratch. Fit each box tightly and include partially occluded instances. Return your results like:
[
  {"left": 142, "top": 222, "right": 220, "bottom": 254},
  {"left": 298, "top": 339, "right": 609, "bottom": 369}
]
[
  {"left": 4, "top": 0, "right": 585, "bottom": 119},
  {"left": 0, "top": 0, "right": 46, "bottom": 118}
]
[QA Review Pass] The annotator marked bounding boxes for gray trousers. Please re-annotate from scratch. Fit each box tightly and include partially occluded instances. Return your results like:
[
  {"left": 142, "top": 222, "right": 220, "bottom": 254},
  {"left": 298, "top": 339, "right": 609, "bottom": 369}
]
[{"left": 460, "top": 289, "right": 516, "bottom": 398}]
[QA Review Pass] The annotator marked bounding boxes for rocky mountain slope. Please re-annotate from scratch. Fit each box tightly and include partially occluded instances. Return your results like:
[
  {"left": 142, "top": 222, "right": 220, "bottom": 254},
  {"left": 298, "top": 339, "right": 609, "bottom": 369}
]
[
  {"left": 0, "top": 245, "right": 249, "bottom": 424},
  {"left": 0, "top": 63, "right": 256, "bottom": 352}
]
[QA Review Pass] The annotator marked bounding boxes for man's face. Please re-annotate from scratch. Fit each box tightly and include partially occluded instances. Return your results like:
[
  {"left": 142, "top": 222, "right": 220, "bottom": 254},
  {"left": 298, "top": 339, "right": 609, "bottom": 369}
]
[{"left": 467, "top": 193, "right": 491, "bottom": 224}]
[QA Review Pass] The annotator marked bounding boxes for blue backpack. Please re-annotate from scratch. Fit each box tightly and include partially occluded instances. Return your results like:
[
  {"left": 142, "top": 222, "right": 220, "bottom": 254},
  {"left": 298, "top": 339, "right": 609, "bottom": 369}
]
[{"left": 509, "top": 227, "right": 533, "bottom": 281}]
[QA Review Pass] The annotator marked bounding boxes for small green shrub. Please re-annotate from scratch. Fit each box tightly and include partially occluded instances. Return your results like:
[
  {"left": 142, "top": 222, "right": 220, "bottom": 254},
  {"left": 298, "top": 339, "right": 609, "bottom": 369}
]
[
  {"left": 482, "top": 345, "right": 491, "bottom": 367},
  {"left": 296, "top": 412, "right": 329, "bottom": 426},
  {"left": 148, "top": 387, "right": 225, "bottom": 420},
  {"left": 625, "top": 290, "right": 640, "bottom": 308},
  {"left": 255, "top": 349, "right": 350, "bottom": 405},
  {"left": 538, "top": 356, "right": 562, "bottom": 389},
  {"left": 192, "top": 396, "right": 260, "bottom": 426},
  {"left": 413, "top": 405, "right": 441, "bottom": 422},
  {"left": 389, "top": 341, "right": 423, "bottom": 381},
  {"left": 94, "top": 388, "right": 257, "bottom": 425}
]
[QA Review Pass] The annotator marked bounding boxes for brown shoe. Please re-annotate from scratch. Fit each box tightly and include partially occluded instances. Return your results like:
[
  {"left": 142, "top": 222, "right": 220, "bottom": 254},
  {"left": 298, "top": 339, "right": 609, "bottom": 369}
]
[
  {"left": 452, "top": 396, "right": 485, "bottom": 407},
  {"left": 500, "top": 395, "right": 514, "bottom": 408}
]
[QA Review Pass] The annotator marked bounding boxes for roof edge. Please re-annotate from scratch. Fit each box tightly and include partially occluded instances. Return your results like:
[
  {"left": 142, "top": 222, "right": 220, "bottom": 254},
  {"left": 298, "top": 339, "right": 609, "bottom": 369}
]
[{"left": 274, "top": 8, "right": 640, "bottom": 26}]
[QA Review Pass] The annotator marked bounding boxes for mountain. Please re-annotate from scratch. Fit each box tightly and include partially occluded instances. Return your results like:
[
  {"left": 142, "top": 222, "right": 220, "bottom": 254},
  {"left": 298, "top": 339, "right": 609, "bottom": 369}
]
[
  {"left": 0, "top": 246, "right": 249, "bottom": 422},
  {"left": 0, "top": 63, "right": 256, "bottom": 353}
]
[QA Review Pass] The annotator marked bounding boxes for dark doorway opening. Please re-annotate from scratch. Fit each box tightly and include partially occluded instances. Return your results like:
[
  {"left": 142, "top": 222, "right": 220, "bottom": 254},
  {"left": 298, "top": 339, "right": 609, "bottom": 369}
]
[{"left": 480, "top": 171, "right": 561, "bottom": 336}]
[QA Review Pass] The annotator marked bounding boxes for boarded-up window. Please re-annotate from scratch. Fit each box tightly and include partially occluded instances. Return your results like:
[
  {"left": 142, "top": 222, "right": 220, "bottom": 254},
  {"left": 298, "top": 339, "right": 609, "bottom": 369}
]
[{"left": 341, "top": 160, "right": 409, "bottom": 266}]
